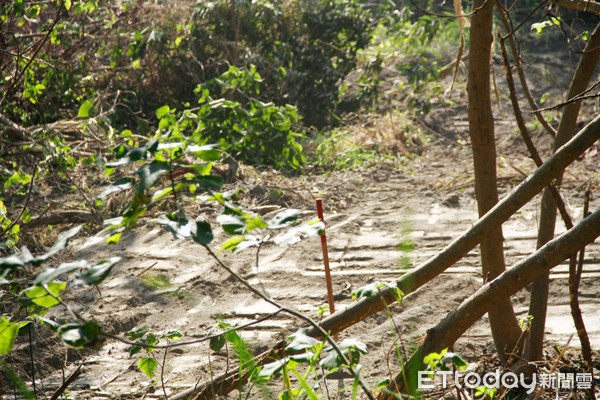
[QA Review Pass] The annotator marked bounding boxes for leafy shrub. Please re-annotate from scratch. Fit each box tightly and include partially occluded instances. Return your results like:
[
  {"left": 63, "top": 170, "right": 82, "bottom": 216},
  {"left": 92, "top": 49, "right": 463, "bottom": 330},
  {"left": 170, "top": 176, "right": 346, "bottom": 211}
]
[{"left": 188, "top": 65, "right": 305, "bottom": 171}]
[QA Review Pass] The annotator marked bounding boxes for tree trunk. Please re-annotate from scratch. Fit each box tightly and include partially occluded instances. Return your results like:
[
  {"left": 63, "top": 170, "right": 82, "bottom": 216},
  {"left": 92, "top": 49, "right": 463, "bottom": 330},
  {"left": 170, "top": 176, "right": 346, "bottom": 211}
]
[
  {"left": 525, "top": 21, "right": 600, "bottom": 362},
  {"left": 381, "top": 206, "right": 600, "bottom": 399},
  {"left": 467, "top": 0, "right": 521, "bottom": 361}
]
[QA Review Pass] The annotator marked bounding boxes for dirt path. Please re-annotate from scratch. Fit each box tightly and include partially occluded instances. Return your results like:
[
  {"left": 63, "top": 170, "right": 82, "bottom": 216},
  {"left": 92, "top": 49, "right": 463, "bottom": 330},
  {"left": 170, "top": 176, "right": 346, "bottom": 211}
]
[{"left": 28, "top": 138, "right": 599, "bottom": 399}]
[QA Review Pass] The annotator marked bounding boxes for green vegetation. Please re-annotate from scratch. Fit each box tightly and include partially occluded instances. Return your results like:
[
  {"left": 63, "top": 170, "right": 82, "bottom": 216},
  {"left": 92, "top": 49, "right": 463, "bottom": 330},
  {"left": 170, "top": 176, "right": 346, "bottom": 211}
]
[{"left": 0, "top": 0, "right": 519, "bottom": 399}]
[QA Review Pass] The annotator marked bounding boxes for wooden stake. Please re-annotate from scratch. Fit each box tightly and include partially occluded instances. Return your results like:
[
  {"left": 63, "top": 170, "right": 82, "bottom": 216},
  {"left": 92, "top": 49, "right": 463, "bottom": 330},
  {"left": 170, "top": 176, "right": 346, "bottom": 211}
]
[{"left": 316, "top": 199, "right": 337, "bottom": 339}]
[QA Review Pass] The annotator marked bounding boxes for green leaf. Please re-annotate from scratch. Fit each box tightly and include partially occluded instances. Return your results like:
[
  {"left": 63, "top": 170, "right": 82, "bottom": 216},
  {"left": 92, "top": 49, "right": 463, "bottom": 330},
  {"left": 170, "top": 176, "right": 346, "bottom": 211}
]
[
  {"left": 0, "top": 247, "right": 34, "bottom": 271},
  {"left": 145, "top": 333, "right": 158, "bottom": 352},
  {"left": 191, "top": 221, "right": 213, "bottom": 246},
  {"left": 320, "top": 352, "right": 341, "bottom": 371},
  {"left": 530, "top": 20, "right": 553, "bottom": 34},
  {"left": 245, "top": 214, "right": 268, "bottom": 231},
  {"left": 157, "top": 216, "right": 213, "bottom": 245},
  {"left": 273, "top": 220, "right": 324, "bottom": 246},
  {"left": 286, "top": 329, "right": 319, "bottom": 351},
  {"left": 258, "top": 358, "right": 288, "bottom": 379},
  {"left": 78, "top": 100, "right": 94, "bottom": 118},
  {"left": 210, "top": 335, "right": 226, "bottom": 352},
  {"left": 157, "top": 142, "right": 185, "bottom": 151},
  {"left": 134, "top": 161, "right": 170, "bottom": 193},
  {"left": 338, "top": 338, "right": 368, "bottom": 355},
  {"left": 290, "top": 352, "right": 314, "bottom": 363},
  {"left": 219, "top": 235, "right": 260, "bottom": 254},
  {"left": 352, "top": 282, "right": 384, "bottom": 300},
  {"left": 33, "top": 225, "right": 82, "bottom": 265},
  {"left": 184, "top": 163, "right": 212, "bottom": 176},
  {"left": 216, "top": 214, "right": 246, "bottom": 234},
  {"left": 199, "top": 189, "right": 240, "bottom": 203},
  {"left": 76, "top": 257, "right": 121, "bottom": 285},
  {"left": 219, "top": 236, "right": 245, "bottom": 253},
  {"left": 64, "top": 0, "right": 72, "bottom": 10},
  {"left": 58, "top": 322, "right": 103, "bottom": 348},
  {"left": 157, "top": 214, "right": 195, "bottom": 240},
  {"left": 24, "top": 281, "right": 67, "bottom": 308},
  {"left": 106, "top": 141, "right": 157, "bottom": 168},
  {"left": 446, "top": 351, "right": 468, "bottom": 371},
  {"left": 151, "top": 186, "right": 174, "bottom": 203},
  {"left": 194, "top": 175, "right": 223, "bottom": 190},
  {"left": 187, "top": 144, "right": 221, "bottom": 161},
  {"left": 34, "top": 260, "right": 88, "bottom": 285},
  {"left": 97, "top": 177, "right": 136, "bottom": 201},
  {"left": 156, "top": 105, "right": 171, "bottom": 119},
  {"left": 352, "top": 281, "right": 403, "bottom": 303},
  {"left": 138, "top": 357, "right": 158, "bottom": 378},
  {"left": 0, "top": 317, "right": 19, "bottom": 354},
  {"left": 37, "top": 317, "right": 61, "bottom": 332},
  {"left": 268, "top": 209, "right": 299, "bottom": 229},
  {"left": 126, "top": 326, "right": 149, "bottom": 341},
  {"left": 424, "top": 349, "right": 446, "bottom": 368},
  {"left": 163, "top": 330, "right": 182, "bottom": 340}
]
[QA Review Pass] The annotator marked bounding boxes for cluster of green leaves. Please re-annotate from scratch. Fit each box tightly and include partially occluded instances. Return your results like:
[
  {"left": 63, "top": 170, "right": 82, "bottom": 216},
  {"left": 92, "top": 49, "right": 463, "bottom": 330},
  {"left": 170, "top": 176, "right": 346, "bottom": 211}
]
[
  {"left": 0, "top": 225, "right": 120, "bottom": 355},
  {"left": 422, "top": 349, "right": 497, "bottom": 398},
  {"left": 0, "top": 170, "right": 33, "bottom": 252},
  {"left": 369, "top": 5, "right": 460, "bottom": 93},
  {"left": 125, "top": 326, "right": 182, "bottom": 378},
  {"left": 257, "top": 328, "right": 368, "bottom": 400},
  {"left": 1, "top": 0, "right": 101, "bottom": 125},
  {"left": 181, "top": 65, "right": 304, "bottom": 172}
]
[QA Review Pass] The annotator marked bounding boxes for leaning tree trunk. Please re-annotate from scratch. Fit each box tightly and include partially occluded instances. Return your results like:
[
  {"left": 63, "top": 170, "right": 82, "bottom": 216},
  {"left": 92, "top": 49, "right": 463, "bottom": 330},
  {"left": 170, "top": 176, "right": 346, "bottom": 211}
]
[
  {"left": 526, "top": 21, "right": 600, "bottom": 362},
  {"left": 381, "top": 205, "right": 600, "bottom": 398},
  {"left": 467, "top": 0, "right": 521, "bottom": 361}
]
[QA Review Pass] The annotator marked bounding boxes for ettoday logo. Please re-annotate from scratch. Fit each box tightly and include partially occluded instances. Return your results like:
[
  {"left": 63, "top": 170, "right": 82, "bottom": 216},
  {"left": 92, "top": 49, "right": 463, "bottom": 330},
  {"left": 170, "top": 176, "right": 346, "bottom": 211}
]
[{"left": 418, "top": 370, "right": 593, "bottom": 394}]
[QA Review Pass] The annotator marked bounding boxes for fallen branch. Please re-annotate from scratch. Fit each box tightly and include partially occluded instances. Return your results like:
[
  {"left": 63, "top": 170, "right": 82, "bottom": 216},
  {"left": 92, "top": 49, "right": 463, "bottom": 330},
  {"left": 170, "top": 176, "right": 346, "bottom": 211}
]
[
  {"left": 50, "top": 364, "right": 83, "bottom": 400},
  {"left": 24, "top": 211, "right": 97, "bottom": 228},
  {"left": 382, "top": 205, "right": 600, "bottom": 398}
]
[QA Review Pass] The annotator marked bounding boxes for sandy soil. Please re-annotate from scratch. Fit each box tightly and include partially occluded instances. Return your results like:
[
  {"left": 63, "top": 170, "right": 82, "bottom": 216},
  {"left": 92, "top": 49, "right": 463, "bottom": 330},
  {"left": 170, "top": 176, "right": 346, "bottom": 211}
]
[{"left": 16, "top": 129, "right": 599, "bottom": 400}]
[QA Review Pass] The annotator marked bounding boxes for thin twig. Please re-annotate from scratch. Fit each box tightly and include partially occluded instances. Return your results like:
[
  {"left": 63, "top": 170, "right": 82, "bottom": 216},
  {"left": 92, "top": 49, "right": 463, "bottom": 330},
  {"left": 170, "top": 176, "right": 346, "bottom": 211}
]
[
  {"left": 535, "top": 81, "right": 600, "bottom": 112},
  {"left": 103, "top": 310, "right": 285, "bottom": 350},
  {"left": 413, "top": 116, "right": 458, "bottom": 145},
  {"left": 58, "top": 165, "right": 104, "bottom": 224},
  {"left": 254, "top": 240, "right": 270, "bottom": 298},
  {"left": 162, "top": 342, "right": 170, "bottom": 400},
  {"left": 50, "top": 363, "right": 83, "bottom": 400},
  {"left": 497, "top": 1, "right": 558, "bottom": 137},
  {"left": 498, "top": 0, "right": 550, "bottom": 40},
  {"left": 531, "top": 336, "right": 573, "bottom": 400},
  {"left": 28, "top": 328, "right": 37, "bottom": 399}
]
